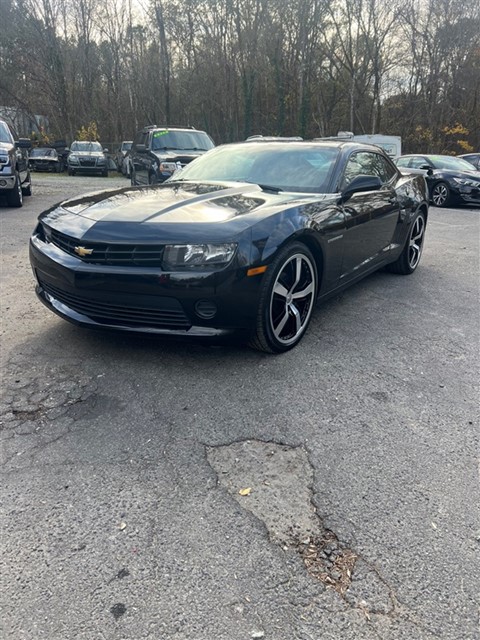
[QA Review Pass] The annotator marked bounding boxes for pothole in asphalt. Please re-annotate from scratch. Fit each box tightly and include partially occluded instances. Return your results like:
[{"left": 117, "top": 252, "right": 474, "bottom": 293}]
[{"left": 207, "top": 440, "right": 394, "bottom": 614}]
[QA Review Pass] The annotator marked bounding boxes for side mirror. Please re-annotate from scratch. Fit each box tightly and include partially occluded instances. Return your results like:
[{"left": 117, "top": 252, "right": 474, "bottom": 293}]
[
  {"left": 135, "top": 144, "right": 147, "bottom": 153},
  {"left": 16, "top": 138, "right": 32, "bottom": 149},
  {"left": 341, "top": 175, "right": 382, "bottom": 202}
]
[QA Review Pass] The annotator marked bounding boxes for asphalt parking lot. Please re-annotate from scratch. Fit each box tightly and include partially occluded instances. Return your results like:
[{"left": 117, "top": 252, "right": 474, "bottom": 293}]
[{"left": 1, "top": 173, "right": 479, "bottom": 640}]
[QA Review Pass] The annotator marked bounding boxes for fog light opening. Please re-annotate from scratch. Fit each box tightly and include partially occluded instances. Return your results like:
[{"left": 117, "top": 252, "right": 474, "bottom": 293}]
[{"left": 195, "top": 299, "right": 217, "bottom": 320}]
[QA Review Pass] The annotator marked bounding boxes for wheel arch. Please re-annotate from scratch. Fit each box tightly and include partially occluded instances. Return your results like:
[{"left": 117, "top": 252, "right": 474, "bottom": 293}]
[{"left": 292, "top": 231, "right": 325, "bottom": 294}]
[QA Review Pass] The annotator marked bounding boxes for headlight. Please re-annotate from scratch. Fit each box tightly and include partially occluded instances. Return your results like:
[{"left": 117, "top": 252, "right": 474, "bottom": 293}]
[
  {"left": 97, "top": 157, "right": 106, "bottom": 164},
  {"left": 453, "top": 177, "right": 480, "bottom": 187},
  {"left": 163, "top": 243, "right": 237, "bottom": 269},
  {"left": 159, "top": 162, "right": 177, "bottom": 173},
  {"left": 69, "top": 155, "right": 79, "bottom": 164}
]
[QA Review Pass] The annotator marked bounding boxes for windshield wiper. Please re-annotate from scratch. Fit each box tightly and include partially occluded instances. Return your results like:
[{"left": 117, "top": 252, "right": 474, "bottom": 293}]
[{"left": 246, "top": 182, "right": 283, "bottom": 193}]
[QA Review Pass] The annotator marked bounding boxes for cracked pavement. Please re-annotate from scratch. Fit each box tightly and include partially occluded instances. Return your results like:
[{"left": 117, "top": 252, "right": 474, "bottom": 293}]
[{"left": 1, "top": 175, "right": 479, "bottom": 639}]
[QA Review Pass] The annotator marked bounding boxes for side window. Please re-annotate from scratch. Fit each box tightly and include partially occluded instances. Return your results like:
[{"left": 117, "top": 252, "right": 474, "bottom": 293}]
[
  {"left": 375, "top": 154, "right": 397, "bottom": 183},
  {"left": 133, "top": 132, "right": 145, "bottom": 149},
  {"left": 396, "top": 157, "right": 410, "bottom": 168},
  {"left": 409, "top": 156, "right": 429, "bottom": 169},
  {"left": 341, "top": 151, "right": 393, "bottom": 189},
  {"left": 341, "top": 153, "right": 363, "bottom": 189},
  {"left": 341, "top": 151, "right": 395, "bottom": 189}
]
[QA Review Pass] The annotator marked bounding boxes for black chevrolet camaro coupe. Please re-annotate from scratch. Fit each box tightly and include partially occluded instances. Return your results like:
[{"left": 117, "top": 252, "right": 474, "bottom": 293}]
[
  {"left": 396, "top": 154, "right": 480, "bottom": 207},
  {"left": 30, "top": 141, "right": 428, "bottom": 352}
]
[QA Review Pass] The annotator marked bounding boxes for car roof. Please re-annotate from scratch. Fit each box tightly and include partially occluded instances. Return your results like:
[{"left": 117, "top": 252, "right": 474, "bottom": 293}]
[
  {"left": 245, "top": 135, "right": 304, "bottom": 142},
  {"left": 141, "top": 125, "right": 204, "bottom": 133},
  {"left": 227, "top": 140, "right": 389, "bottom": 153}
]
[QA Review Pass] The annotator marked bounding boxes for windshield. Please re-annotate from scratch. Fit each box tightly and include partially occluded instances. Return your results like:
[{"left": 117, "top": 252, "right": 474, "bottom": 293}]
[
  {"left": 430, "top": 155, "right": 478, "bottom": 172},
  {"left": 70, "top": 141, "right": 103, "bottom": 152},
  {"left": 151, "top": 130, "right": 214, "bottom": 152},
  {"left": 30, "top": 148, "right": 56, "bottom": 157},
  {"left": 173, "top": 143, "right": 339, "bottom": 193},
  {"left": 0, "top": 121, "right": 14, "bottom": 144}
]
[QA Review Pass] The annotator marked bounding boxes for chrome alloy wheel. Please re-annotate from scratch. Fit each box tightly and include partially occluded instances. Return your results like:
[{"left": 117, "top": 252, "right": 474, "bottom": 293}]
[
  {"left": 269, "top": 253, "right": 316, "bottom": 346},
  {"left": 408, "top": 214, "right": 425, "bottom": 269},
  {"left": 431, "top": 183, "right": 449, "bottom": 207}
]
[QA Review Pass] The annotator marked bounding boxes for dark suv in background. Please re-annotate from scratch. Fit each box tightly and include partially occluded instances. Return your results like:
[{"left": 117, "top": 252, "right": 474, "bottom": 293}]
[
  {"left": 0, "top": 118, "right": 32, "bottom": 207},
  {"left": 130, "top": 125, "right": 214, "bottom": 186}
]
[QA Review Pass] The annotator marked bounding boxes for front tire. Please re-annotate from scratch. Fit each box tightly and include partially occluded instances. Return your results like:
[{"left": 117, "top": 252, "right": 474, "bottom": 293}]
[
  {"left": 431, "top": 181, "right": 451, "bottom": 207},
  {"left": 248, "top": 242, "right": 318, "bottom": 353},
  {"left": 386, "top": 211, "right": 426, "bottom": 275},
  {"left": 7, "top": 172, "right": 23, "bottom": 207}
]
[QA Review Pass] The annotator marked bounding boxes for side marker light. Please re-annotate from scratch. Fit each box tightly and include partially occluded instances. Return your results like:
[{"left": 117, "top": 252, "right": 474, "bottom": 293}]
[{"left": 247, "top": 266, "right": 268, "bottom": 277}]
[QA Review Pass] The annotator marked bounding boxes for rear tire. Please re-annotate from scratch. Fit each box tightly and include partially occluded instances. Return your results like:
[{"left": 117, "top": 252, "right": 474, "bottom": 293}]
[
  {"left": 7, "top": 172, "right": 23, "bottom": 207},
  {"left": 248, "top": 242, "right": 318, "bottom": 353},
  {"left": 386, "top": 211, "right": 426, "bottom": 275}
]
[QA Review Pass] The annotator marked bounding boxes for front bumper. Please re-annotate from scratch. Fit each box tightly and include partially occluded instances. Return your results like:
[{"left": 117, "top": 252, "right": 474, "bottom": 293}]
[
  {"left": 68, "top": 164, "right": 107, "bottom": 174},
  {"left": 0, "top": 174, "right": 16, "bottom": 191},
  {"left": 458, "top": 189, "right": 480, "bottom": 205},
  {"left": 31, "top": 161, "right": 59, "bottom": 172},
  {"left": 29, "top": 234, "right": 262, "bottom": 336}
]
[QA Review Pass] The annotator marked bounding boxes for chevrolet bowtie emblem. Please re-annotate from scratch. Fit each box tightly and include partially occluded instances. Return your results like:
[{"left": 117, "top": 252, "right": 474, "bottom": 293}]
[{"left": 74, "top": 246, "right": 94, "bottom": 257}]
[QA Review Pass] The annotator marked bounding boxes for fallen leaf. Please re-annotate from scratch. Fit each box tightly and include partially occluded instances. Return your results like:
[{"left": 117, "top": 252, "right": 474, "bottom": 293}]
[
  {"left": 118, "top": 522, "right": 127, "bottom": 530},
  {"left": 239, "top": 487, "right": 252, "bottom": 496}
]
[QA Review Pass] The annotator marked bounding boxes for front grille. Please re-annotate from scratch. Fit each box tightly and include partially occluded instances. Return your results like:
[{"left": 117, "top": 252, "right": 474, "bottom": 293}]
[
  {"left": 48, "top": 228, "right": 165, "bottom": 267},
  {"left": 40, "top": 280, "right": 191, "bottom": 329},
  {"left": 79, "top": 158, "right": 96, "bottom": 167}
]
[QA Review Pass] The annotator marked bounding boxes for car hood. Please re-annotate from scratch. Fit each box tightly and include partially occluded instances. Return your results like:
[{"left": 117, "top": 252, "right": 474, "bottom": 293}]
[
  {"left": 0, "top": 142, "right": 14, "bottom": 153},
  {"left": 39, "top": 181, "right": 335, "bottom": 242},
  {"left": 434, "top": 168, "right": 480, "bottom": 180},
  {"left": 31, "top": 154, "right": 58, "bottom": 161},
  {"left": 70, "top": 151, "right": 105, "bottom": 157},
  {"left": 152, "top": 150, "right": 207, "bottom": 162}
]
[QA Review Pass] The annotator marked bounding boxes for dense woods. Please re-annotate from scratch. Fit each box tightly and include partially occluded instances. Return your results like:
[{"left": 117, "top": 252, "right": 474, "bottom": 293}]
[{"left": 0, "top": 0, "right": 479, "bottom": 152}]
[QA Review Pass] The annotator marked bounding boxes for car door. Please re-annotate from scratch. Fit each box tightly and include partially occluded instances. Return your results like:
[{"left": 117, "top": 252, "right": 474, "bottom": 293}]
[
  {"left": 339, "top": 151, "right": 400, "bottom": 281},
  {"left": 132, "top": 132, "right": 148, "bottom": 184},
  {"left": 11, "top": 127, "right": 29, "bottom": 182}
]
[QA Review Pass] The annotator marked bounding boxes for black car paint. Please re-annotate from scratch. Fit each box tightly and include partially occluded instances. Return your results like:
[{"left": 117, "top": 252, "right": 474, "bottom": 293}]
[{"left": 29, "top": 142, "right": 428, "bottom": 342}]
